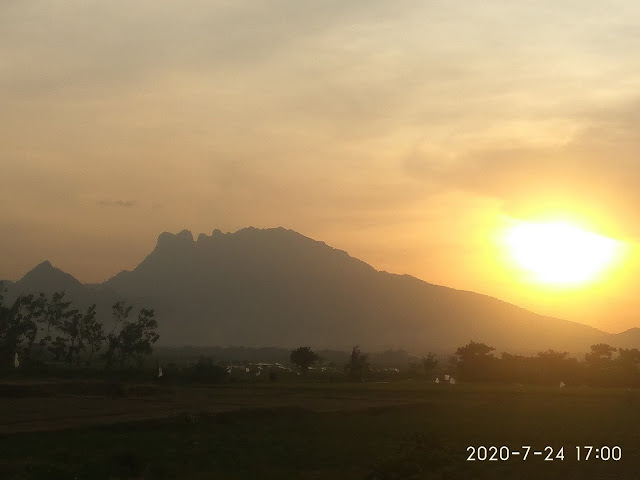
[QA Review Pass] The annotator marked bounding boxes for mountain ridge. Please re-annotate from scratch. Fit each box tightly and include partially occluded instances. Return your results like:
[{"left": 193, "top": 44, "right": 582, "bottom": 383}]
[{"left": 3, "top": 227, "right": 639, "bottom": 354}]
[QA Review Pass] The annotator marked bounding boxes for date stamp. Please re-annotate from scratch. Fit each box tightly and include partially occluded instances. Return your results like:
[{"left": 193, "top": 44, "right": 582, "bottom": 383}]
[{"left": 466, "top": 445, "right": 622, "bottom": 462}]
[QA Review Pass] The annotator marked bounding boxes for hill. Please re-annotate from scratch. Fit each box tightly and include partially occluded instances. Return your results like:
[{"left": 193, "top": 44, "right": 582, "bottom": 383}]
[{"left": 4, "top": 227, "right": 638, "bottom": 354}]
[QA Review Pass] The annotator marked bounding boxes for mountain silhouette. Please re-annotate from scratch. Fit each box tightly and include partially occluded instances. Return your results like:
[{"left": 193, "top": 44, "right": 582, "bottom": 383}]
[
  {"left": 3, "top": 227, "right": 639, "bottom": 354},
  {"left": 12, "top": 260, "right": 84, "bottom": 295}
]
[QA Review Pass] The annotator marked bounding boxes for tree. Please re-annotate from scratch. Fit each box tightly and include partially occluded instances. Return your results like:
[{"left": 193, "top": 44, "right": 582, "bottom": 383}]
[
  {"left": 0, "top": 288, "right": 98, "bottom": 367},
  {"left": 584, "top": 344, "right": 618, "bottom": 386},
  {"left": 455, "top": 341, "right": 495, "bottom": 362},
  {"left": 104, "top": 301, "right": 132, "bottom": 368},
  {"left": 585, "top": 344, "right": 617, "bottom": 366},
  {"left": 41, "top": 292, "right": 73, "bottom": 345},
  {"left": 190, "top": 357, "right": 228, "bottom": 383},
  {"left": 0, "top": 291, "right": 26, "bottom": 366},
  {"left": 79, "top": 305, "right": 104, "bottom": 365},
  {"left": 0, "top": 292, "right": 45, "bottom": 366},
  {"left": 421, "top": 352, "right": 438, "bottom": 377},
  {"left": 290, "top": 346, "right": 320, "bottom": 374},
  {"left": 618, "top": 348, "right": 640, "bottom": 385},
  {"left": 49, "top": 304, "right": 104, "bottom": 366},
  {"left": 535, "top": 349, "right": 577, "bottom": 384},
  {"left": 104, "top": 302, "right": 159, "bottom": 368},
  {"left": 455, "top": 341, "right": 496, "bottom": 381},
  {"left": 345, "top": 345, "right": 370, "bottom": 382},
  {"left": 49, "top": 308, "right": 81, "bottom": 363}
]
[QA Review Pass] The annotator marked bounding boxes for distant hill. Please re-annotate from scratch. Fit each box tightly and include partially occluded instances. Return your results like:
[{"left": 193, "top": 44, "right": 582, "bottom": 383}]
[
  {"left": 611, "top": 328, "right": 640, "bottom": 349},
  {"left": 2, "top": 261, "right": 118, "bottom": 326},
  {"left": 10, "top": 261, "right": 84, "bottom": 296},
  {"left": 4, "top": 227, "right": 639, "bottom": 354}
]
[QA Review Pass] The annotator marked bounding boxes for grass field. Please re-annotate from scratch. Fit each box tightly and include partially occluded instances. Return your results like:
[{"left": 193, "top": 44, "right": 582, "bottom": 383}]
[{"left": 0, "top": 379, "right": 638, "bottom": 479}]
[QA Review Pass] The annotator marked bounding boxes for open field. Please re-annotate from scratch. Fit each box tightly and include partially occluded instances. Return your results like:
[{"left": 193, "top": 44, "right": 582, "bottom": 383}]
[{"left": 1, "top": 380, "right": 639, "bottom": 479}]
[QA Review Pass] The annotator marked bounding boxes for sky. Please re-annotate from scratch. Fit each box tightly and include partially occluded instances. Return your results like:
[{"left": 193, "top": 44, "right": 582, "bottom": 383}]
[{"left": 2, "top": 1, "right": 640, "bottom": 333}]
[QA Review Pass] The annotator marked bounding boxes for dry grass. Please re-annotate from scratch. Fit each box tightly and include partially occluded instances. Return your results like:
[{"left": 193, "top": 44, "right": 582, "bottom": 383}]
[{"left": 0, "top": 380, "right": 638, "bottom": 479}]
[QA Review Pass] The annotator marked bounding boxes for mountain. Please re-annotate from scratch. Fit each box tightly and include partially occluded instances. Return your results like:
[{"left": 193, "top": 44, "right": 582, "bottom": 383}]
[
  {"left": 611, "top": 328, "right": 640, "bottom": 350},
  {"left": 2, "top": 261, "right": 118, "bottom": 324},
  {"left": 4, "top": 227, "right": 638, "bottom": 354},
  {"left": 10, "top": 261, "right": 84, "bottom": 296}
]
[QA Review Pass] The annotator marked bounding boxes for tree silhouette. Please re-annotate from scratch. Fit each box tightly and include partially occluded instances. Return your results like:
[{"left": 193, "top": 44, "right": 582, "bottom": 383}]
[
  {"left": 0, "top": 291, "right": 49, "bottom": 366},
  {"left": 422, "top": 352, "right": 438, "bottom": 377},
  {"left": 41, "top": 292, "right": 73, "bottom": 345},
  {"left": 585, "top": 344, "right": 617, "bottom": 366},
  {"left": 345, "top": 345, "right": 370, "bottom": 381},
  {"left": 535, "top": 349, "right": 577, "bottom": 384},
  {"left": 104, "top": 302, "right": 159, "bottom": 368},
  {"left": 290, "top": 346, "right": 320, "bottom": 374},
  {"left": 49, "top": 304, "right": 104, "bottom": 365},
  {"left": 455, "top": 341, "right": 496, "bottom": 381},
  {"left": 618, "top": 348, "right": 640, "bottom": 385},
  {"left": 455, "top": 341, "right": 495, "bottom": 362},
  {"left": 1, "top": 284, "right": 155, "bottom": 371},
  {"left": 80, "top": 305, "right": 105, "bottom": 365}
]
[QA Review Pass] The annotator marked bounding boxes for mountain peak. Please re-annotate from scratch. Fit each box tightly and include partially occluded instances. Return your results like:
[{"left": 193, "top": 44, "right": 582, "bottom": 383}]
[
  {"left": 18, "top": 260, "right": 83, "bottom": 292},
  {"left": 34, "top": 260, "right": 54, "bottom": 270},
  {"left": 196, "top": 228, "right": 226, "bottom": 243},
  {"left": 156, "top": 229, "right": 194, "bottom": 248}
]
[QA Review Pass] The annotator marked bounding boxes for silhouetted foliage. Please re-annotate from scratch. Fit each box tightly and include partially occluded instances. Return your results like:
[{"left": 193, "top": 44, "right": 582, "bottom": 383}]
[
  {"left": 290, "top": 346, "right": 320, "bottom": 374},
  {"left": 80, "top": 305, "right": 106, "bottom": 365},
  {"left": 49, "top": 304, "right": 104, "bottom": 366},
  {"left": 446, "top": 341, "right": 640, "bottom": 387},
  {"left": 584, "top": 343, "right": 618, "bottom": 386},
  {"left": 535, "top": 349, "right": 578, "bottom": 384},
  {"left": 455, "top": 341, "right": 496, "bottom": 381},
  {"left": 345, "top": 345, "right": 370, "bottom": 382},
  {"left": 104, "top": 302, "right": 160, "bottom": 368},
  {"left": 0, "top": 290, "right": 67, "bottom": 366},
  {"left": 421, "top": 352, "right": 438, "bottom": 377},
  {"left": 585, "top": 343, "right": 617, "bottom": 366},
  {"left": 41, "top": 292, "right": 73, "bottom": 345},
  {"left": 189, "top": 357, "right": 228, "bottom": 383},
  {"left": 0, "top": 292, "right": 32, "bottom": 366},
  {"left": 618, "top": 348, "right": 640, "bottom": 384},
  {"left": 0, "top": 284, "right": 160, "bottom": 374}
]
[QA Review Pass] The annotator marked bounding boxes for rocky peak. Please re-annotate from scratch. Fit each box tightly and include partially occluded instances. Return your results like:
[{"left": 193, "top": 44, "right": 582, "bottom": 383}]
[{"left": 156, "top": 229, "right": 194, "bottom": 249}]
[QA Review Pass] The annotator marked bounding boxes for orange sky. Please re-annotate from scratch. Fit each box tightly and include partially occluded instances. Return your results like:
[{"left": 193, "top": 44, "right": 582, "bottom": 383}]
[{"left": 2, "top": 1, "right": 640, "bottom": 333}]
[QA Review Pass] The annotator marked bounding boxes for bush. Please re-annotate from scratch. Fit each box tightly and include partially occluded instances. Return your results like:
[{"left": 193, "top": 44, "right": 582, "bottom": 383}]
[{"left": 188, "top": 357, "right": 228, "bottom": 383}]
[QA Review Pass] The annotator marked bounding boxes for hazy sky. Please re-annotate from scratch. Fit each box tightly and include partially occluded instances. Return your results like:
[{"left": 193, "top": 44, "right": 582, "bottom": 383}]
[{"left": 3, "top": 1, "right": 640, "bottom": 332}]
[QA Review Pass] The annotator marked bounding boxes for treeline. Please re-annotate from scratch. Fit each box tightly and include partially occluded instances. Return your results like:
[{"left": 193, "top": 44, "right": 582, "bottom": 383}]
[
  {"left": 0, "top": 284, "right": 159, "bottom": 371},
  {"left": 451, "top": 340, "right": 640, "bottom": 387},
  {"left": 287, "top": 342, "right": 640, "bottom": 387},
  {"left": 156, "top": 346, "right": 418, "bottom": 367}
]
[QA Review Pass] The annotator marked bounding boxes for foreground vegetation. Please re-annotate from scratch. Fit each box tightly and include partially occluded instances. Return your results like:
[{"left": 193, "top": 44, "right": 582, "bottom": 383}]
[
  {"left": 0, "top": 285, "right": 159, "bottom": 373},
  {"left": 451, "top": 340, "right": 640, "bottom": 388}
]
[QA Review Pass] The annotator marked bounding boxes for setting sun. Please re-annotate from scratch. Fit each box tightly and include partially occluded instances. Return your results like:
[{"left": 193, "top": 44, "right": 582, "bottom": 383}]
[{"left": 504, "top": 221, "right": 624, "bottom": 285}]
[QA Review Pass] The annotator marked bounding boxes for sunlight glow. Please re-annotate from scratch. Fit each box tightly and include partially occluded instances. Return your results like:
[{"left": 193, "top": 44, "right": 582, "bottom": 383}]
[{"left": 504, "top": 221, "right": 623, "bottom": 285}]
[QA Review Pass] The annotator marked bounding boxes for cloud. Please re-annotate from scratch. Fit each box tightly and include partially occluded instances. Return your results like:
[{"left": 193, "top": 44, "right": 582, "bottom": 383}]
[
  {"left": 3, "top": 0, "right": 640, "bottom": 296},
  {"left": 0, "top": 1, "right": 408, "bottom": 103},
  {"left": 403, "top": 98, "right": 640, "bottom": 240},
  {"left": 98, "top": 200, "right": 137, "bottom": 208}
]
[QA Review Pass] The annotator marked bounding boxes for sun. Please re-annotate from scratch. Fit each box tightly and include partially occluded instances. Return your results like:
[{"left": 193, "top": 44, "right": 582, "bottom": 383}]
[{"left": 504, "top": 220, "right": 624, "bottom": 285}]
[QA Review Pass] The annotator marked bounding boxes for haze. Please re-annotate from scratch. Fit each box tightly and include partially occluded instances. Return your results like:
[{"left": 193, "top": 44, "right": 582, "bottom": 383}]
[{"left": 3, "top": 1, "right": 640, "bottom": 333}]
